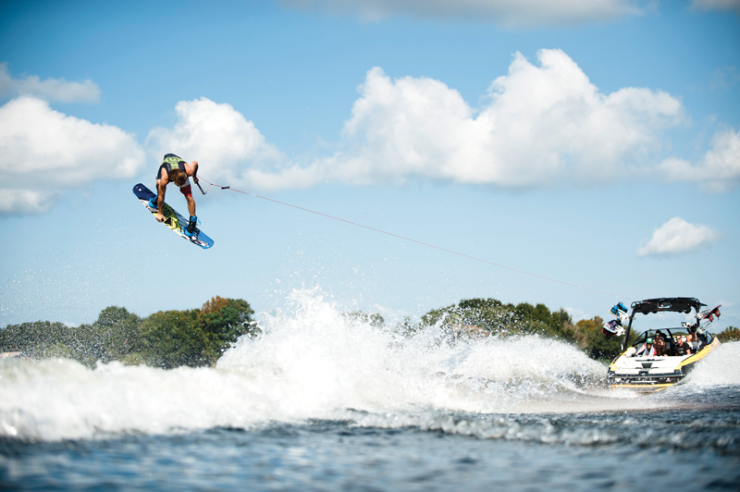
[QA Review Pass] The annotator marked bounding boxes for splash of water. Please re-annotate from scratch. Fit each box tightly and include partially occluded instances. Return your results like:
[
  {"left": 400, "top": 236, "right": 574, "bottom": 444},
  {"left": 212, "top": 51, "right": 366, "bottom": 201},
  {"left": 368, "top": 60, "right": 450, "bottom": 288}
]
[
  {"left": 680, "top": 341, "right": 740, "bottom": 387},
  {"left": 2, "top": 288, "right": 738, "bottom": 441}
]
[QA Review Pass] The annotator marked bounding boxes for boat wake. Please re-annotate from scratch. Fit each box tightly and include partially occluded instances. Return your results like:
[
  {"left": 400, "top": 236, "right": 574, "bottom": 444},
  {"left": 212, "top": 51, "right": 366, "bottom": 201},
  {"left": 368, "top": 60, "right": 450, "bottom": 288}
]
[{"left": 2, "top": 287, "right": 739, "bottom": 442}]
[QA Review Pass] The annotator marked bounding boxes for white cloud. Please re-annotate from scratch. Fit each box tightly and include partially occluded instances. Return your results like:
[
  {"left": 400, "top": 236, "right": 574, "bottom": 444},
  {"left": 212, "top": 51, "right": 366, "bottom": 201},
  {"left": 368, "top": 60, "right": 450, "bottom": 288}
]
[
  {"left": 0, "top": 63, "right": 101, "bottom": 103},
  {"left": 146, "top": 97, "right": 284, "bottom": 186},
  {"left": 659, "top": 128, "right": 740, "bottom": 192},
  {"left": 691, "top": 0, "right": 740, "bottom": 14},
  {"left": 637, "top": 217, "right": 723, "bottom": 257},
  {"left": 283, "top": 0, "right": 642, "bottom": 26},
  {"left": 247, "top": 50, "right": 684, "bottom": 190},
  {"left": 0, "top": 96, "right": 145, "bottom": 214},
  {"left": 146, "top": 52, "right": 735, "bottom": 196}
]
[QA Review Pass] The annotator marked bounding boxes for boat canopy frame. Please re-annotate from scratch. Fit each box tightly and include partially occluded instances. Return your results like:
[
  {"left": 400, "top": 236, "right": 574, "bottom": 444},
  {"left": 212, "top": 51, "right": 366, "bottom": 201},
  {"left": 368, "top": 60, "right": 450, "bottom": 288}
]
[{"left": 620, "top": 297, "right": 706, "bottom": 351}]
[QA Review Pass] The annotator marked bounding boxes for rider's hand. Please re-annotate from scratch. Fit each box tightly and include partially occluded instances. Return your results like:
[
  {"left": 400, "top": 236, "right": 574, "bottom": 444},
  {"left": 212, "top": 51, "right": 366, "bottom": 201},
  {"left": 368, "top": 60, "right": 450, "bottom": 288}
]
[
  {"left": 193, "top": 176, "right": 199, "bottom": 184},
  {"left": 156, "top": 211, "right": 164, "bottom": 222}
]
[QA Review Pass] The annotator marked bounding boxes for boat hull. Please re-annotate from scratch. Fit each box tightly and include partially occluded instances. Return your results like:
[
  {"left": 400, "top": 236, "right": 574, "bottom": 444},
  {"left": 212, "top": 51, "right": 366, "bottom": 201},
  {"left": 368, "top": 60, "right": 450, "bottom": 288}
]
[{"left": 607, "top": 337, "right": 720, "bottom": 393}]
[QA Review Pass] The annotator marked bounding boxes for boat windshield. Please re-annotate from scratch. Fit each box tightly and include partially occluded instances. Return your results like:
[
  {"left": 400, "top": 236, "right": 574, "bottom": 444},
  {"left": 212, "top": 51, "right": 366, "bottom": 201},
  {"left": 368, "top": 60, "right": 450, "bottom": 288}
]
[
  {"left": 633, "top": 329, "right": 676, "bottom": 348},
  {"left": 632, "top": 328, "right": 715, "bottom": 348}
]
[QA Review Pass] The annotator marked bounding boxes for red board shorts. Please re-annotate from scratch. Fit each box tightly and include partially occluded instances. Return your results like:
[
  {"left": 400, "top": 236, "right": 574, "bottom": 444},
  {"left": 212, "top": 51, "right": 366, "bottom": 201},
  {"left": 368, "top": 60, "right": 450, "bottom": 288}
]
[{"left": 179, "top": 180, "right": 193, "bottom": 197}]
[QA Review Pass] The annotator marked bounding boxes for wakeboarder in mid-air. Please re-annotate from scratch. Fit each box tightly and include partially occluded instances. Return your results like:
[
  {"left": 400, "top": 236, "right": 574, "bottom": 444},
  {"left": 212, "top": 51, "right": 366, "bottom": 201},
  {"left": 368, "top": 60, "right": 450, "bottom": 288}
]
[{"left": 148, "top": 154, "right": 200, "bottom": 237}]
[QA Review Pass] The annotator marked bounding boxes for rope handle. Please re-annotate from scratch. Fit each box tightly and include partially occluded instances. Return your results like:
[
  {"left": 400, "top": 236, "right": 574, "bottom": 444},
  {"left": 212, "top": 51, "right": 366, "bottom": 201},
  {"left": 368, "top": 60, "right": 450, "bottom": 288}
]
[{"left": 196, "top": 180, "right": 229, "bottom": 195}]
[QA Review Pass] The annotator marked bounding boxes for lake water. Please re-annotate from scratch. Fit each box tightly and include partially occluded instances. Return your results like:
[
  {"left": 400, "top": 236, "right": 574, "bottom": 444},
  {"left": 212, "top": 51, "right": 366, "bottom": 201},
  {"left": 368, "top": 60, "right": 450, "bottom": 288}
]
[{"left": 2, "top": 289, "right": 739, "bottom": 490}]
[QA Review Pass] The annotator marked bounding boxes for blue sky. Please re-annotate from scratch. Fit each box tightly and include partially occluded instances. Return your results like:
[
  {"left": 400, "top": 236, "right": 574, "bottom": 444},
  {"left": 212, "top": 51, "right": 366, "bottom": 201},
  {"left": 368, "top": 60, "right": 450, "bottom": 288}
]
[{"left": 1, "top": 0, "right": 739, "bottom": 328}]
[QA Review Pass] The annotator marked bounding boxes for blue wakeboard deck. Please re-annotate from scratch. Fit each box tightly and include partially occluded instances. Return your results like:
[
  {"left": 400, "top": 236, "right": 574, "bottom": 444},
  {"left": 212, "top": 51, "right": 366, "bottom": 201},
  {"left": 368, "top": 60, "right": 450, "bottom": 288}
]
[{"left": 133, "top": 183, "right": 214, "bottom": 249}]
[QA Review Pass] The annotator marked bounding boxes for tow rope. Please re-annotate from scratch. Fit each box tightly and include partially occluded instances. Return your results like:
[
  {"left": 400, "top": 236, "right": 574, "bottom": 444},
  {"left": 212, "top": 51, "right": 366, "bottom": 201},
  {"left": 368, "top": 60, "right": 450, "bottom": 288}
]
[{"left": 197, "top": 177, "right": 631, "bottom": 301}]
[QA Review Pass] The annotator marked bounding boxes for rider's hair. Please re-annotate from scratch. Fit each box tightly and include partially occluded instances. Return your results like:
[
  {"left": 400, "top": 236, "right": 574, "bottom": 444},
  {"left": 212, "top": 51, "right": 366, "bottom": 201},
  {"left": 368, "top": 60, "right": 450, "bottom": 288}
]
[{"left": 169, "top": 168, "right": 187, "bottom": 187}]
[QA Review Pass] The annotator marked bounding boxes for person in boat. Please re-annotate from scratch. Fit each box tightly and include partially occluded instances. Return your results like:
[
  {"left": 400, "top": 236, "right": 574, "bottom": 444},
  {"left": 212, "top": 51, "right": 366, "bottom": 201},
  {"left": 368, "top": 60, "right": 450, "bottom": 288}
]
[
  {"left": 635, "top": 338, "right": 656, "bottom": 357},
  {"left": 654, "top": 331, "right": 667, "bottom": 356},
  {"left": 686, "top": 326, "right": 700, "bottom": 352},
  {"left": 148, "top": 154, "right": 200, "bottom": 237},
  {"left": 674, "top": 336, "right": 693, "bottom": 356}
]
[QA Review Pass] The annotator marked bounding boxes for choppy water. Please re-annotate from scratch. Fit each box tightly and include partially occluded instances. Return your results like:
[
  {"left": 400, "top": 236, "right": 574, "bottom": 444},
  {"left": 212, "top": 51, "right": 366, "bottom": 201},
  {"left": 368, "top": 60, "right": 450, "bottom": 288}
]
[{"left": 2, "top": 289, "right": 739, "bottom": 490}]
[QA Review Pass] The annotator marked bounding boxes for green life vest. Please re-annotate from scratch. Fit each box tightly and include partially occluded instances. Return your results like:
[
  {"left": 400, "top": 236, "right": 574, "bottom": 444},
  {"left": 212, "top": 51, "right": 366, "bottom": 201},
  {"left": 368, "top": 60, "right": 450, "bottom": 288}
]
[
  {"left": 162, "top": 154, "right": 186, "bottom": 172},
  {"left": 157, "top": 154, "right": 186, "bottom": 180}
]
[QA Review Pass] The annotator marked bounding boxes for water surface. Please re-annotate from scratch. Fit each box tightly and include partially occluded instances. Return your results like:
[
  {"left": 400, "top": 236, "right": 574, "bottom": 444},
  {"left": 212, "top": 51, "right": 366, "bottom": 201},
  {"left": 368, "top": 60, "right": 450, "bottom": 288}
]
[{"left": 2, "top": 290, "right": 739, "bottom": 490}]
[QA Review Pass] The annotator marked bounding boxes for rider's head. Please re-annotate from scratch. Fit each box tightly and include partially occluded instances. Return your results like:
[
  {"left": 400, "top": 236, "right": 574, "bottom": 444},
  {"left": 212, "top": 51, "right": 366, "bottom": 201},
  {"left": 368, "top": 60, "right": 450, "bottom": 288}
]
[{"left": 169, "top": 169, "right": 187, "bottom": 187}]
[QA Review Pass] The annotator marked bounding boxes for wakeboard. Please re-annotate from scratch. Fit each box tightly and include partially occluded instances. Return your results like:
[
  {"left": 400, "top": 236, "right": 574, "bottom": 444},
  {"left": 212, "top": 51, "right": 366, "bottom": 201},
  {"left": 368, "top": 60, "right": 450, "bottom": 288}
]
[{"left": 133, "top": 183, "right": 214, "bottom": 249}]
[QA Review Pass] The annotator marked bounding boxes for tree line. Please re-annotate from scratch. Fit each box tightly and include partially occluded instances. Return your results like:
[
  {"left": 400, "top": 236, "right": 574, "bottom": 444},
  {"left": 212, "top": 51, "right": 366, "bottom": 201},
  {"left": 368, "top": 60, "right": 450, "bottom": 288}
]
[
  {"left": 408, "top": 298, "right": 738, "bottom": 359},
  {"left": 1, "top": 296, "right": 737, "bottom": 368},
  {"left": 407, "top": 297, "right": 629, "bottom": 360},
  {"left": 0, "top": 296, "right": 258, "bottom": 369}
]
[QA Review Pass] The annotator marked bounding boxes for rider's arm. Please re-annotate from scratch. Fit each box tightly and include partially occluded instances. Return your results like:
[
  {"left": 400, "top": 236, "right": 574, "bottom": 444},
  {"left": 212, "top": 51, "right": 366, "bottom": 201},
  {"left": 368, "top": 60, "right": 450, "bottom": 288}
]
[
  {"left": 155, "top": 170, "right": 168, "bottom": 220},
  {"left": 158, "top": 168, "right": 168, "bottom": 201},
  {"left": 191, "top": 161, "right": 199, "bottom": 184}
]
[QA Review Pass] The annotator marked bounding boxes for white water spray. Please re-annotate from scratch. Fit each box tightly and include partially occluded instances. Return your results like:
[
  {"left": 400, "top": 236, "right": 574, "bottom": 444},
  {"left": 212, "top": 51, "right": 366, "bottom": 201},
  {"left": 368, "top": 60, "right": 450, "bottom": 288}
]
[{"left": 2, "top": 288, "right": 738, "bottom": 441}]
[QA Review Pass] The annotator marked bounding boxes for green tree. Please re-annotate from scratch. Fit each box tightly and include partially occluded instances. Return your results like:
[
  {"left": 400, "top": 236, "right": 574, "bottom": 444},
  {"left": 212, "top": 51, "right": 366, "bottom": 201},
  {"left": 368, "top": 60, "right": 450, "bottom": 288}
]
[
  {"left": 0, "top": 308, "right": 144, "bottom": 368},
  {"left": 0, "top": 321, "right": 71, "bottom": 359},
  {"left": 717, "top": 326, "right": 740, "bottom": 342},
  {"left": 416, "top": 297, "right": 643, "bottom": 361},
  {"left": 421, "top": 298, "right": 517, "bottom": 336},
  {"left": 140, "top": 296, "right": 256, "bottom": 368},
  {"left": 1, "top": 298, "right": 255, "bottom": 369},
  {"left": 140, "top": 309, "right": 204, "bottom": 369},
  {"left": 419, "top": 298, "right": 573, "bottom": 341},
  {"left": 93, "top": 306, "right": 144, "bottom": 362},
  {"left": 393, "top": 316, "right": 423, "bottom": 338},
  {"left": 572, "top": 316, "right": 640, "bottom": 361},
  {"left": 197, "top": 296, "right": 257, "bottom": 361}
]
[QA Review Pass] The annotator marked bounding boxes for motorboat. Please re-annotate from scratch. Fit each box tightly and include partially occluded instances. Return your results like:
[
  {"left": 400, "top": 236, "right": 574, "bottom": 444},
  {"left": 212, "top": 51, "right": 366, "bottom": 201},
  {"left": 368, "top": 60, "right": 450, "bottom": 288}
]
[{"left": 604, "top": 297, "right": 721, "bottom": 392}]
